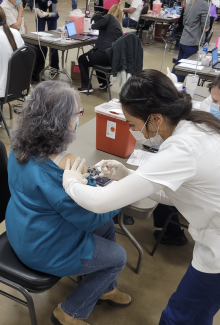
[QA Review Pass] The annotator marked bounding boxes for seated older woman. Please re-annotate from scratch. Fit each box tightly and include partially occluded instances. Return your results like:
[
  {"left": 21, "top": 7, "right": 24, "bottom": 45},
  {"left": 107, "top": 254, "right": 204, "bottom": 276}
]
[{"left": 5, "top": 81, "right": 131, "bottom": 325}]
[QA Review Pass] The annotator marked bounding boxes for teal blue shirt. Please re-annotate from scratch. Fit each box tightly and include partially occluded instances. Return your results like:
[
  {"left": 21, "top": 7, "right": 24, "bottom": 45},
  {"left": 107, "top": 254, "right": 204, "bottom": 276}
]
[{"left": 5, "top": 151, "right": 120, "bottom": 277}]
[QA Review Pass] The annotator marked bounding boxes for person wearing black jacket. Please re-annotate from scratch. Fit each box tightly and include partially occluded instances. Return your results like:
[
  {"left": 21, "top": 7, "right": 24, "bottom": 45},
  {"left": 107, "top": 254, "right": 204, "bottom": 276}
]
[
  {"left": 166, "top": 7, "right": 184, "bottom": 48},
  {"left": 78, "top": 5, "right": 123, "bottom": 93}
]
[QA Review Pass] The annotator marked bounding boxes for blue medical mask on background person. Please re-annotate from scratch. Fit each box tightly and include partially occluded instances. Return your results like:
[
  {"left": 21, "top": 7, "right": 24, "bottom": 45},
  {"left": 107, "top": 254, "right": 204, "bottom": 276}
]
[
  {"left": 129, "top": 117, "right": 164, "bottom": 146},
  {"left": 210, "top": 103, "right": 220, "bottom": 119},
  {"left": 14, "top": 0, "right": 22, "bottom": 6}
]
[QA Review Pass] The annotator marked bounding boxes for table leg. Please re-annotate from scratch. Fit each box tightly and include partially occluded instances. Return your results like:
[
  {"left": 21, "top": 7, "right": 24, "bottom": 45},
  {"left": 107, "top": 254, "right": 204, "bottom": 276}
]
[
  {"left": 40, "top": 47, "right": 52, "bottom": 82},
  {"left": 61, "top": 50, "right": 73, "bottom": 86},
  {"left": 160, "top": 22, "right": 168, "bottom": 72},
  {"left": 118, "top": 212, "right": 143, "bottom": 274},
  {"left": 40, "top": 48, "right": 72, "bottom": 86}
]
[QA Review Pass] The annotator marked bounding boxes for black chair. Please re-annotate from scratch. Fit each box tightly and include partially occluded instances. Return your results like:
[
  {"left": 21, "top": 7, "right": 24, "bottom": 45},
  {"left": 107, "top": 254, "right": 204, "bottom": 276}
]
[
  {"left": 136, "top": 5, "right": 149, "bottom": 40},
  {"left": 87, "top": 34, "right": 142, "bottom": 100},
  {"left": 150, "top": 207, "right": 188, "bottom": 256},
  {"left": 87, "top": 65, "right": 113, "bottom": 100},
  {"left": 0, "top": 141, "right": 61, "bottom": 325},
  {"left": 0, "top": 45, "right": 36, "bottom": 140}
]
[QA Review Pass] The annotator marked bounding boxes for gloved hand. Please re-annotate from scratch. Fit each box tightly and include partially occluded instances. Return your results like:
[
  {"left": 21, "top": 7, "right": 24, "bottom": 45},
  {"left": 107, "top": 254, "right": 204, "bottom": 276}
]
[
  {"left": 63, "top": 157, "right": 90, "bottom": 188},
  {"left": 37, "top": 9, "right": 49, "bottom": 18},
  {"left": 35, "top": 8, "right": 41, "bottom": 16},
  {"left": 99, "top": 160, "right": 132, "bottom": 181}
]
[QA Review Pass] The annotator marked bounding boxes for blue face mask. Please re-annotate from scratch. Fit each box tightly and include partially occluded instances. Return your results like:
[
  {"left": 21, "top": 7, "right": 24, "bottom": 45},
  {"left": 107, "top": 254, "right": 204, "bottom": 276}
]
[
  {"left": 72, "top": 119, "right": 79, "bottom": 134},
  {"left": 14, "top": 0, "right": 22, "bottom": 6},
  {"left": 210, "top": 103, "right": 220, "bottom": 119}
]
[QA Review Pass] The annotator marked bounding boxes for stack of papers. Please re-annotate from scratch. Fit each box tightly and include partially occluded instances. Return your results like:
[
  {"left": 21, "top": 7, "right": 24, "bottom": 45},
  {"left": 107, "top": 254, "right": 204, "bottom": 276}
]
[
  {"left": 126, "top": 149, "right": 156, "bottom": 167},
  {"left": 178, "top": 59, "right": 204, "bottom": 71},
  {"left": 31, "top": 32, "right": 53, "bottom": 37}
]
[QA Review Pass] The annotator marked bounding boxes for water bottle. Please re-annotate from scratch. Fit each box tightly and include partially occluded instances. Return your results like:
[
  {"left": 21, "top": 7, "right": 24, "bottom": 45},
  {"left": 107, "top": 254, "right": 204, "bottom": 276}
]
[
  {"left": 202, "top": 42, "right": 208, "bottom": 58},
  {"left": 154, "top": 9, "right": 157, "bottom": 16}
]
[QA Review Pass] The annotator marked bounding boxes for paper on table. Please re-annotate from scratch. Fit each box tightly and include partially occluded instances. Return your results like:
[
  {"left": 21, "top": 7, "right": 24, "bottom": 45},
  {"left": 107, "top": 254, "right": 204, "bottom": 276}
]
[
  {"left": 31, "top": 32, "right": 53, "bottom": 37},
  {"left": 41, "top": 37, "right": 61, "bottom": 41},
  {"left": 126, "top": 149, "right": 155, "bottom": 167},
  {"left": 179, "top": 59, "right": 202, "bottom": 65},
  {"left": 192, "top": 100, "right": 201, "bottom": 109},
  {"left": 178, "top": 63, "right": 204, "bottom": 70}
]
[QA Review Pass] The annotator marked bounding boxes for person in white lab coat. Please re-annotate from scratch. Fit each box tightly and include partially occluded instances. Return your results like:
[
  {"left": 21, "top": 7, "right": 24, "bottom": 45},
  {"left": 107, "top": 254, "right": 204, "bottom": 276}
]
[
  {"left": 0, "top": 6, "right": 24, "bottom": 125},
  {"left": 200, "top": 74, "right": 220, "bottom": 118},
  {"left": 62, "top": 69, "right": 220, "bottom": 325}
]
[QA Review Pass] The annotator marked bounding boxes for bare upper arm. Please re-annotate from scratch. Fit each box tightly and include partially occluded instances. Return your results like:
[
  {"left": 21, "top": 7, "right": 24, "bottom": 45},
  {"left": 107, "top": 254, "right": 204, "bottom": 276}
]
[
  {"left": 130, "top": 7, "right": 136, "bottom": 13},
  {"left": 10, "top": 23, "right": 20, "bottom": 31},
  {"left": 58, "top": 153, "right": 87, "bottom": 173}
]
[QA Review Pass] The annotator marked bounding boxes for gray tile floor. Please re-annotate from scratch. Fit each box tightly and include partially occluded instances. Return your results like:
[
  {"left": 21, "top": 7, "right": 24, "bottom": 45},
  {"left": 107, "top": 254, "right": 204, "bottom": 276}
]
[{"left": 1, "top": 2, "right": 220, "bottom": 324}]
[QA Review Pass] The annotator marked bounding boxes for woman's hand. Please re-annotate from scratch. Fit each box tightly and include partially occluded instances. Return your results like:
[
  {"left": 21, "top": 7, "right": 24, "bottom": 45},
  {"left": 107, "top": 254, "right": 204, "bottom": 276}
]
[
  {"left": 99, "top": 160, "right": 131, "bottom": 181},
  {"left": 35, "top": 9, "right": 49, "bottom": 18},
  {"left": 63, "top": 157, "right": 90, "bottom": 188}
]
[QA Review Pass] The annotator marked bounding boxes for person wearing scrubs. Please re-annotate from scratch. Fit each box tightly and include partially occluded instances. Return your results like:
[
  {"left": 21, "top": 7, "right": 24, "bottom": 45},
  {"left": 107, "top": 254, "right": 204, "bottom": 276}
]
[
  {"left": 200, "top": 74, "right": 220, "bottom": 118},
  {"left": 62, "top": 69, "right": 220, "bottom": 324},
  {"left": 35, "top": 0, "right": 59, "bottom": 74}
]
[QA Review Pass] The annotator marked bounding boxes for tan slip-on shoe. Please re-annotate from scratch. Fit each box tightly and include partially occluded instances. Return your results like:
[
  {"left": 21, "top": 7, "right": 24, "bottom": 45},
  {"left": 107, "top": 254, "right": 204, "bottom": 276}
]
[
  {"left": 97, "top": 287, "right": 131, "bottom": 308},
  {"left": 50, "top": 306, "right": 90, "bottom": 325}
]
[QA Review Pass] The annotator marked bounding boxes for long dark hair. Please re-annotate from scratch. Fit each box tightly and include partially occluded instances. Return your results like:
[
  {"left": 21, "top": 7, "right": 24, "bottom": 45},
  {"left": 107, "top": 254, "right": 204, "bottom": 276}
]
[
  {"left": 119, "top": 69, "right": 220, "bottom": 134},
  {"left": 208, "top": 74, "right": 220, "bottom": 92},
  {"left": 0, "top": 7, "right": 17, "bottom": 51}
]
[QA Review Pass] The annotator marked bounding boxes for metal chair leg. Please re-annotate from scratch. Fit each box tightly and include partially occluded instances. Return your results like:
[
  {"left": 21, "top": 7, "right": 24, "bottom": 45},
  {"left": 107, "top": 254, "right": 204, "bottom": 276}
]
[
  {"left": 0, "top": 276, "right": 38, "bottom": 325},
  {"left": 106, "top": 73, "right": 112, "bottom": 101},
  {"left": 118, "top": 212, "right": 143, "bottom": 274},
  {"left": 150, "top": 211, "right": 177, "bottom": 257},
  {"left": 8, "top": 103, "right": 13, "bottom": 119},
  {"left": 0, "top": 103, "right": 11, "bottom": 140},
  {"left": 87, "top": 68, "right": 94, "bottom": 95}
]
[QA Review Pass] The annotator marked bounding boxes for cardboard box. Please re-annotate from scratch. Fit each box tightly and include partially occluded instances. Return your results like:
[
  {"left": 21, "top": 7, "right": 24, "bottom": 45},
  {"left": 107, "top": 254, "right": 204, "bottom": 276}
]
[{"left": 71, "top": 61, "right": 90, "bottom": 81}]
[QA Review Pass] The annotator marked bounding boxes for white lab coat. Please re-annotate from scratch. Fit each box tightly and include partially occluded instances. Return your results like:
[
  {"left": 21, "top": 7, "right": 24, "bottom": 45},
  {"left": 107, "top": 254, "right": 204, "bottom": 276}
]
[
  {"left": 0, "top": 26, "right": 24, "bottom": 98},
  {"left": 65, "top": 120, "right": 220, "bottom": 274},
  {"left": 200, "top": 95, "right": 212, "bottom": 112}
]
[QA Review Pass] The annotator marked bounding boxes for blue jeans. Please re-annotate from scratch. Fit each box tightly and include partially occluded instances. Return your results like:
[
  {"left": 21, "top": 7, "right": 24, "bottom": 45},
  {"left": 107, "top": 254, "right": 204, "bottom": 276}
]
[
  {"left": 37, "top": 16, "right": 59, "bottom": 70},
  {"left": 122, "top": 17, "right": 138, "bottom": 28},
  {"left": 61, "top": 220, "right": 126, "bottom": 319},
  {"left": 72, "top": 0, "right": 78, "bottom": 9},
  {"left": 159, "top": 264, "right": 220, "bottom": 325},
  {"left": 172, "top": 43, "right": 198, "bottom": 82}
]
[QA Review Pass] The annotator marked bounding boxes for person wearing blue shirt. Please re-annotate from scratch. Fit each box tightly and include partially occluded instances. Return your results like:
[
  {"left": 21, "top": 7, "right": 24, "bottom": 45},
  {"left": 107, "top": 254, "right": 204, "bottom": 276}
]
[{"left": 6, "top": 80, "right": 131, "bottom": 325}]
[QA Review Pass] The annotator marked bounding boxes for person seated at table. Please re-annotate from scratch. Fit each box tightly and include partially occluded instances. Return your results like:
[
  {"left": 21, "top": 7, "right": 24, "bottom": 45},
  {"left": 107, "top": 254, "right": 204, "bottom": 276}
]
[
  {"left": 78, "top": 4, "right": 123, "bottom": 93},
  {"left": 0, "top": 7, "right": 24, "bottom": 127},
  {"left": 35, "top": 0, "right": 60, "bottom": 76},
  {"left": 122, "top": 0, "right": 143, "bottom": 28},
  {"left": 6, "top": 80, "right": 131, "bottom": 325},
  {"left": 0, "top": 7, "right": 24, "bottom": 98},
  {"left": 200, "top": 75, "right": 220, "bottom": 118},
  {"left": 1, "top": 0, "right": 47, "bottom": 82},
  {"left": 103, "top": 0, "right": 122, "bottom": 14}
]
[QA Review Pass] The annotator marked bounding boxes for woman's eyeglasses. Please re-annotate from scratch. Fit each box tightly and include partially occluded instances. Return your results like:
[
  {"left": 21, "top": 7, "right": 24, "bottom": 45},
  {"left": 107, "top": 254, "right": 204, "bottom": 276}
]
[{"left": 77, "top": 107, "right": 84, "bottom": 116}]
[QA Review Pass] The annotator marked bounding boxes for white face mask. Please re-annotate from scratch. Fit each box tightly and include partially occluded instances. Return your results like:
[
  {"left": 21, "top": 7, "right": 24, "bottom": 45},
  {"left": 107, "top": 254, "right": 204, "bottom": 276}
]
[{"left": 129, "top": 116, "right": 164, "bottom": 146}]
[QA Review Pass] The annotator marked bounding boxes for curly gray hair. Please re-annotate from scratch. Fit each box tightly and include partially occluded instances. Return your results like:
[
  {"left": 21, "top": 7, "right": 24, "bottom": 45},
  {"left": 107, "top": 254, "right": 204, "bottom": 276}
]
[{"left": 11, "top": 81, "right": 81, "bottom": 164}]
